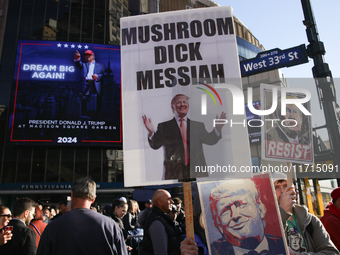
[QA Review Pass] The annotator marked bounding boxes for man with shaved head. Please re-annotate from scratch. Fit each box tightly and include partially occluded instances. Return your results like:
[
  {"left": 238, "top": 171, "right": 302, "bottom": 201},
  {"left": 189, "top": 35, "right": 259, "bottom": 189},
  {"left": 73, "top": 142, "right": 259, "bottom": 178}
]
[
  {"left": 209, "top": 179, "right": 285, "bottom": 255},
  {"left": 143, "top": 189, "right": 181, "bottom": 255}
]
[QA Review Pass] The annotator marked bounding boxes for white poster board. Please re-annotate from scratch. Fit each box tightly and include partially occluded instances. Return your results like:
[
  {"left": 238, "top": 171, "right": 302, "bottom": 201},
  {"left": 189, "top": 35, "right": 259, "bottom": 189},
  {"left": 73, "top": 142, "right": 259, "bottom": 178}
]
[
  {"left": 261, "top": 84, "right": 314, "bottom": 164},
  {"left": 121, "top": 6, "right": 252, "bottom": 187}
]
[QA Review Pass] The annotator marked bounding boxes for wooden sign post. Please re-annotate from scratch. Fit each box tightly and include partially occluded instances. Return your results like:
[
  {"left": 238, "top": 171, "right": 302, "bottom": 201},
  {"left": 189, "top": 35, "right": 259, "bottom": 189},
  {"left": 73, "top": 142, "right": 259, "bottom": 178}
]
[{"left": 183, "top": 182, "right": 195, "bottom": 241}]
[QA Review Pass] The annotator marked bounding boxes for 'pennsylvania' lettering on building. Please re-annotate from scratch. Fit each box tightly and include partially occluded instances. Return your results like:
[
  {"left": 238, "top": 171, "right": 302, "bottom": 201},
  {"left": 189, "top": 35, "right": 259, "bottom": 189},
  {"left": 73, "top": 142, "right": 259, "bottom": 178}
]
[
  {"left": 121, "top": 17, "right": 235, "bottom": 91},
  {"left": 21, "top": 184, "right": 101, "bottom": 190}
]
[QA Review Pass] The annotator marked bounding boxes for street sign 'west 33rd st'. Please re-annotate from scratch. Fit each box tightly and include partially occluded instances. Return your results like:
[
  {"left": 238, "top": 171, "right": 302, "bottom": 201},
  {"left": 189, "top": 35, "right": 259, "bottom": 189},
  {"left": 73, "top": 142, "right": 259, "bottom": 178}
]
[{"left": 240, "top": 44, "right": 308, "bottom": 77}]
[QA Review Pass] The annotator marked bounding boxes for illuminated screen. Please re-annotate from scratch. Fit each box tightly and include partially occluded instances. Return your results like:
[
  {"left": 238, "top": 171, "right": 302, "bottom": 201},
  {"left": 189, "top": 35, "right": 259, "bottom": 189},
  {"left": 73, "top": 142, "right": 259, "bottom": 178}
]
[
  {"left": 8, "top": 40, "right": 121, "bottom": 147},
  {"left": 245, "top": 100, "right": 261, "bottom": 143}
]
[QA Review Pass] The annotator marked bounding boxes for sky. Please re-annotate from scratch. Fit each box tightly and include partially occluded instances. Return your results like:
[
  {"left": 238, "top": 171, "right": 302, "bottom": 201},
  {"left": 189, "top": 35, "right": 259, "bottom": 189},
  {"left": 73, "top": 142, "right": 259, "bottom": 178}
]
[{"left": 216, "top": 0, "right": 340, "bottom": 140}]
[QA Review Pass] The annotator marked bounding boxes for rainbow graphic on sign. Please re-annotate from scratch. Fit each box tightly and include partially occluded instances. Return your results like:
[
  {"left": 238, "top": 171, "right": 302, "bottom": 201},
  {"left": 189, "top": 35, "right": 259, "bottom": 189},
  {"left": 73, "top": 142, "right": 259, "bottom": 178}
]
[{"left": 196, "top": 82, "right": 223, "bottom": 106}]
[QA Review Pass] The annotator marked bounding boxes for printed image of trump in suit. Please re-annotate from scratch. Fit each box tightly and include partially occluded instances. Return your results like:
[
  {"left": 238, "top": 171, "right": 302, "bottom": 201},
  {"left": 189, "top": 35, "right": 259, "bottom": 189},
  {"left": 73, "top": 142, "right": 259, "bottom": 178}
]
[
  {"left": 207, "top": 179, "right": 286, "bottom": 255},
  {"left": 142, "top": 94, "right": 226, "bottom": 180}
]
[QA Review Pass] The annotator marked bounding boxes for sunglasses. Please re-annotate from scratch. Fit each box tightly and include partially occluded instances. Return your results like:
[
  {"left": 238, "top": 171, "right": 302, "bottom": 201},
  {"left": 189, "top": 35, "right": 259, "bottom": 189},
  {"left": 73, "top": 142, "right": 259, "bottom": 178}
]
[{"left": 0, "top": 214, "right": 12, "bottom": 218}]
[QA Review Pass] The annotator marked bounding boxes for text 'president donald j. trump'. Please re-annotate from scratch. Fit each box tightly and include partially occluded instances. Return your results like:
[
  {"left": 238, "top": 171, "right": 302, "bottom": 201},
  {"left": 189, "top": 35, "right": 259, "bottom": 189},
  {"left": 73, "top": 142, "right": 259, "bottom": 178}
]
[{"left": 142, "top": 94, "right": 226, "bottom": 180}]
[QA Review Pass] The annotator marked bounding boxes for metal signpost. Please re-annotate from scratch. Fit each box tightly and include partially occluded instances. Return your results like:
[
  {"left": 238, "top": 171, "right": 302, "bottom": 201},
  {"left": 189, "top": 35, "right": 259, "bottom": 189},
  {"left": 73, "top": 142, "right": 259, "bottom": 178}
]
[
  {"left": 240, "top": 1, "right": 340, "bottom": 186},
  {"left": 301, "top": 0, "right": 340, "bottom": 185}
]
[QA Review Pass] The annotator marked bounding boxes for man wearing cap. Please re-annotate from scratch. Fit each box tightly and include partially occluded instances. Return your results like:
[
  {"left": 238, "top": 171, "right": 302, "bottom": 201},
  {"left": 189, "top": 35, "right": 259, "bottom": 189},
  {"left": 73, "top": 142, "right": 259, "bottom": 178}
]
[
  {"left": 138, "top": 199, "right": 152, "bottom": 228},
  {"left": 272, "top": 172, "right": 338, "bottom": 254},
  {"left": 321, "top": 187, "right": 340, "bottom": 250},
  {"left": 74, "top": 50, "right": 104, "bottom": 113}
]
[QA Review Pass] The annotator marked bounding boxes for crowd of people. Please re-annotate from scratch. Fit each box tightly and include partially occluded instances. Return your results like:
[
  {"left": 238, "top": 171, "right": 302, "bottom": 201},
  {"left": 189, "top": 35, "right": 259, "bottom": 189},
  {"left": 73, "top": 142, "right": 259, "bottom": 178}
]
[{"left": 0, "top": 175, "right": 339, "bottom": 255}]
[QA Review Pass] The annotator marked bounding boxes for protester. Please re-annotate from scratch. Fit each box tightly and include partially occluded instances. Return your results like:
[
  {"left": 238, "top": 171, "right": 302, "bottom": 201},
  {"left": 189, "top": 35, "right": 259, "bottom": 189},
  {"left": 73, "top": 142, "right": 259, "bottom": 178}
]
[
  {"left": 138, "top": 199, "right": 152, "bottom": 228},
  {"left": 28, "top": 205, "right": 47, "bottom": 248},
  {"left": 321, "top": 187, "right": 340, "bottom": 250},
  {"left": 123, "top": 199, "right": 143, "bottom": 254},
  {"left": 110, "top": 199, "right": 133, "bottom": 253},
  {"left": 119, "top": 197, "right": 128, "bottom": 203},
  {"left": 172, "top": 197, "right": 185, "bottom": 225},
  {"left": 169, "top": 205, "right": 179, "bottom": 222},
  {"left": 0, "top": 197, "right": 36, "bottom": 255},
  {"left": 0, "top": 206, "right": 11, "bottom": 229},
  {"left": 51, "top": 198, "right": 68, "bottom": 221},
  {"left": 0, "top": 206, "right": 12, "bottom": 246},
  {"left": 273, "top": 172, "right": 339, "bottom": 254},
  {"left": 48, "top": 207, "right": 56, "bottom": 219},
  {"left": 103, "top": 204, "right": 112, "bottom": 216},
  {"left": 123, "top": 199, "right": 139, "bottom": 231},
  {"left": 41, "top": 205, "right": 52, "bottom": 224},
  {"left": 36, "top": 201, "right": 50, "bottom": 224},
  {"left": 143, "top": 189, "right": 181, "bottom": 254},
  {"left": 110, "top": 199, "right": 129, "bottom": 238},
  {"left": 37, "top": 177, "right": 127, "bottom": 255}
]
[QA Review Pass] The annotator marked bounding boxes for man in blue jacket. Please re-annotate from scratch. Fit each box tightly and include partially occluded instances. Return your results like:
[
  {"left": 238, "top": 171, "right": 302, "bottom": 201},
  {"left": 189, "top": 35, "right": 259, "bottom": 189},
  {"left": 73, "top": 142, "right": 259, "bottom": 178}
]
[{"left": 37, "top": 177, "right": 127, "bottom": 255}]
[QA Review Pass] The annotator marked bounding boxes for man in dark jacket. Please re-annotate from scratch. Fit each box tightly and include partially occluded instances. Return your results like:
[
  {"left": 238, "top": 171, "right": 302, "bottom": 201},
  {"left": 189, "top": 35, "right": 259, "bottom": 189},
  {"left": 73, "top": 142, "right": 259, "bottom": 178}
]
[
  {"left": 0, "top": 197, "right": 36, "bottom": 255},
  {"left": 37, "top": 177, "right": 127, "bottom": 255},
  {"left": 143, "top": 189, "right": 181, "bottom": 255},
  {"left": 142, "top": 94, "right": 226, "bottom": 180},
  {"left": 51, "top": 198, "right": 68, "bottom": 221}
]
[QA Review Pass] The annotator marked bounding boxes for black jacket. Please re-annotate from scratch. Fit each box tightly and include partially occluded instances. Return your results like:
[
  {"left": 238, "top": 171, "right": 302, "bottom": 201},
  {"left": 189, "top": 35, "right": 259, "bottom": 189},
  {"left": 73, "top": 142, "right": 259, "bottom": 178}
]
[
  {"left": 149, "top": 118, "right": 221, "bottom": 180},
  {"left": 0, "top": 219, "right": 36, "bottom": 255},
  {"left": 143, "top": 206, "right": 180, "bottom": 255}
]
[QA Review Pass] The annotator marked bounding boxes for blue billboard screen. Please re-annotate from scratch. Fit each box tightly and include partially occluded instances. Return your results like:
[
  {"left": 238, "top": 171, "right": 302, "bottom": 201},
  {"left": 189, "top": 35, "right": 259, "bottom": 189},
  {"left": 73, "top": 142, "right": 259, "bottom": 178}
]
[{"left": 8, "top": 40, "right": 122, "bottom": 147}]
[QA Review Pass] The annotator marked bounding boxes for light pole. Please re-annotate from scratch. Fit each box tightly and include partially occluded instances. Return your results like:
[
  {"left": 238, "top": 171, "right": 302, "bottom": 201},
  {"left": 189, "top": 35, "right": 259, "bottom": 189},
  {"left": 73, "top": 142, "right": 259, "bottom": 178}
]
[{"left": 301, "top": 0, "right": 340, "bottom": 185}]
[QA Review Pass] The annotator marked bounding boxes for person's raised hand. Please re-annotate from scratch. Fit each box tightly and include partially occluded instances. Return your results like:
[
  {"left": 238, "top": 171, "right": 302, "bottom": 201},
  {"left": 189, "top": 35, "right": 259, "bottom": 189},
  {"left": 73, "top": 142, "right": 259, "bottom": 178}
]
[
  {"left": 215, "top": 111, "right": 227, "bottom": 134},
  {"left": 279, "top": 185, "right": 296, "bottom": 213},
  {"left": 142, "top": 115, "right": 154, "bottom": 137},
  {"left": 0, "top": 229, "right": 12, "bottom": 246},
  {"left": 75, "top": 50, "right": 81, "bottom": 60}
]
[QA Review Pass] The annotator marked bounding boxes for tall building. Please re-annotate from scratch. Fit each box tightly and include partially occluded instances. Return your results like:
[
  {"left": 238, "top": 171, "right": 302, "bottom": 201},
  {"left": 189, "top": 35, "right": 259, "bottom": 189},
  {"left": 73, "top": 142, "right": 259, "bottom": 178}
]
[{"left": 0, "top": 0, "right": 284, "bottom": 207}]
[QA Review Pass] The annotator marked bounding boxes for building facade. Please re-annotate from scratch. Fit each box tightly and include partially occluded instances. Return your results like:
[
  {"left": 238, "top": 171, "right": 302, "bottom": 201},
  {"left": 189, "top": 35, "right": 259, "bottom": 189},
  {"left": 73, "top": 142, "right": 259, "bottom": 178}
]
[{"left": 0, "top": 0, "right": 277, "bottom": 207}]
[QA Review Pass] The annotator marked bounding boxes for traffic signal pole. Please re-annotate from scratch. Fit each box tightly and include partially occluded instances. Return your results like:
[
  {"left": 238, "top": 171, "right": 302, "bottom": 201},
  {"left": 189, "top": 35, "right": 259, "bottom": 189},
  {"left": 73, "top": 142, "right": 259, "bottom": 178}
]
[{"left": 301, "top": 0, "right": 340, "bottom": 185}]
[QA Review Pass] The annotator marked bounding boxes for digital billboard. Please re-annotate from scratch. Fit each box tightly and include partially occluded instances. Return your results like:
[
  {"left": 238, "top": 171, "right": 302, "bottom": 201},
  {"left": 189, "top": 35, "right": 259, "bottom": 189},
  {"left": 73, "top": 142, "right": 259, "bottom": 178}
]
[
  {"left": 245, "top": 100, "right": 261, "bottom": 143},
  {"left": 8, "top": 40, "right": 121, "bottom": 147}
]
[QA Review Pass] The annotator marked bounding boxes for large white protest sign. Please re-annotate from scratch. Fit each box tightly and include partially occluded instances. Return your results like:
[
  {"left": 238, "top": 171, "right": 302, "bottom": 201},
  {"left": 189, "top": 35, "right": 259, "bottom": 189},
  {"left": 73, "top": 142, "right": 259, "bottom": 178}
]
[
  {"left": 121, "top": 6, "right": 252, "bottom": 187},
  {"left": 261, "top": 84, "right": 314, "bottom": 164}
]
